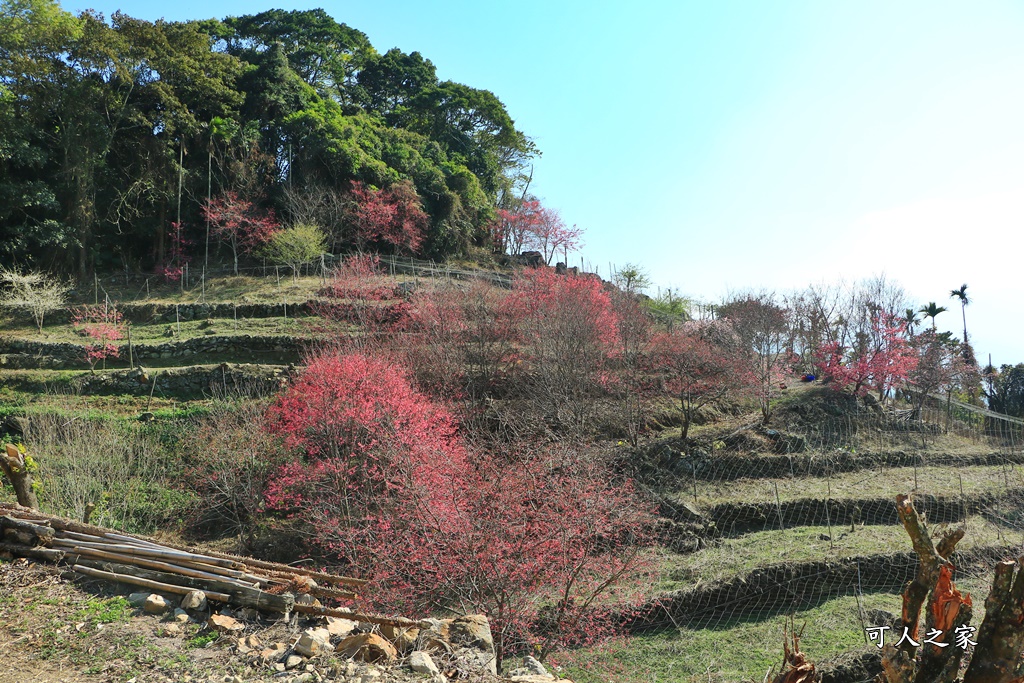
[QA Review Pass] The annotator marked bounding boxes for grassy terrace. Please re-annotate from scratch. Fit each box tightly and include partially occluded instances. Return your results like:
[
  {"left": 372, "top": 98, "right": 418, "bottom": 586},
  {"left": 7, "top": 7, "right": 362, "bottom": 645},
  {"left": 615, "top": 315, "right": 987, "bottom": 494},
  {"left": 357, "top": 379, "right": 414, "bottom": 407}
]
[
  {"left": 657, "top": 517, "right": 1018, "bottom": 589},
  {"left": 570, "top": 573, "right": 996, "bottom": 682},
  {"left": 565, "top": 594, "right": 883, "bottom": 682},
  {"left": 0, "top": 381, "right": 214, "bottom": 420},
  {"left": 0, "top": 315, "right": 313, "bottom": 345},
  {"left": 684, "top": 463, "right": 1024, "bottom": 508},
  {"left": 76, "top": 273, "right": 331, "bottom": 305}
]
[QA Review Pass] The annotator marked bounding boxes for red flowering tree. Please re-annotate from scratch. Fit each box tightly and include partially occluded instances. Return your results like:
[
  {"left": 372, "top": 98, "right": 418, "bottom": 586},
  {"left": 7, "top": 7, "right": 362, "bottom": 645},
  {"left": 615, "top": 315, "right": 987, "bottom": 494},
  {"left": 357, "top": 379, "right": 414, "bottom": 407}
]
[
  {"left": 514, "top": 269, "right": 619, "bottom": 435},
  {"left": 652, "top": 320, "right": 754, "bottom": 440},
  {"left": 264, "top": 351, "right": 467, "bottom": 571},
  {"left": 400, "top": 280, "right": 522, "bottom": 403},
  {"left": 431, "top": 445, "right": 654, "bottom": 665},
  {"left": 490, "top": 199, "right": 583, "bottom": 264},
  {"left": 349, "top": 180, "right": 429, "bottom": 254},
  {"left": 312, "top": 254, "right": 408, "bottom": 347},
  {"left": 263, "top": 351, "right": 653, "bottom": 667},
  {"left": 157, "top": 221, "right": 191, "bottom": 282},
  {"left": 72, "top": 303, "right": 126, "bottom": 372},
  {"left": 816, "top": 313, "right": 918, "bottom": 400},
  {"left": 202, "top": 191, "right": 280, "bottom": 274}
]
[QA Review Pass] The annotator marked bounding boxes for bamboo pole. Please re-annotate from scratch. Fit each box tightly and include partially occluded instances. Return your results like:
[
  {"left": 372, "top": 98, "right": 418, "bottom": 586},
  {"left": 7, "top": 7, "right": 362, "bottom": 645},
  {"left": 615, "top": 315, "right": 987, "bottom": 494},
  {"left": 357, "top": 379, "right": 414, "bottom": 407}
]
[
  {"left": 72, "top": 564, "right": 231, "bottom": 603},
  {"left": 0, "top": 503, "right": 366, "bottom": 588},
  {"left": 50, "top": 538, "right": 242, "bottom": 569},
  {"left": 61, "top": 545, "right": 258, "bottom": 588}
]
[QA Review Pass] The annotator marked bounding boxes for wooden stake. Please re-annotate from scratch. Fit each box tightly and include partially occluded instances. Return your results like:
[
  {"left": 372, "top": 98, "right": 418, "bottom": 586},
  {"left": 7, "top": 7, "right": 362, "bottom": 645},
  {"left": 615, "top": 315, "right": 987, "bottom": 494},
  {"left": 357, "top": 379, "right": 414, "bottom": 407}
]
[{"left": 774, "top": 481, "right": 785, "bottom": 530}]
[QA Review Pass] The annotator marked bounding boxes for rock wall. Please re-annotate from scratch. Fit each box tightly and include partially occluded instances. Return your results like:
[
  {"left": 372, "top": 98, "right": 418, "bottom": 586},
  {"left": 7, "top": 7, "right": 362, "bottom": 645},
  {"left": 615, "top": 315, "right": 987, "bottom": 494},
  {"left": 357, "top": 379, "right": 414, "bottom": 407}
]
[{"left": 75, "top": 364, "right": 292, "bottom": 399}]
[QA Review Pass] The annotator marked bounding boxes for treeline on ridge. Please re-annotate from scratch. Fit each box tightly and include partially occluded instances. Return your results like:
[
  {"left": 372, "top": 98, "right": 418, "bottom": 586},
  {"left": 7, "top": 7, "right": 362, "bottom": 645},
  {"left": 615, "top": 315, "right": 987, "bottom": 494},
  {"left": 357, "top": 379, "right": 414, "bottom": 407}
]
[{"left": 0, "top": 1, "right": 535, "bottom": 274}]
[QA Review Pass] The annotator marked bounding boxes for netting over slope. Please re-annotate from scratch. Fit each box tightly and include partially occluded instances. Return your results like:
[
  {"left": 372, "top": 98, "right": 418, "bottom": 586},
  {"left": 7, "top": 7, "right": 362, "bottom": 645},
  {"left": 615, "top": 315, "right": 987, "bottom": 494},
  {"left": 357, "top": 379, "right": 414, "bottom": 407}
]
[{"left": 620, "top": 390, "right": 1024, "bottom": 680}]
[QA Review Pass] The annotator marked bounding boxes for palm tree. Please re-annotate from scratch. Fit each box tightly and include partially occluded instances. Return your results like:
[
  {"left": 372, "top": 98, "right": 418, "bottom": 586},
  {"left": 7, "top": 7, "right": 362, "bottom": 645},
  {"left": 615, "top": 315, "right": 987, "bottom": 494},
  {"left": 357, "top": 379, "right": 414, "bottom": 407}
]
[
  {"left": 919, "top": 302, "right": 947, "bottom": 330},
  {"left": 903, "top": 307, "right": 921, "bottom": 336},
  {"left": 950, "top": 283, "right": 970, "bottom": 344}
]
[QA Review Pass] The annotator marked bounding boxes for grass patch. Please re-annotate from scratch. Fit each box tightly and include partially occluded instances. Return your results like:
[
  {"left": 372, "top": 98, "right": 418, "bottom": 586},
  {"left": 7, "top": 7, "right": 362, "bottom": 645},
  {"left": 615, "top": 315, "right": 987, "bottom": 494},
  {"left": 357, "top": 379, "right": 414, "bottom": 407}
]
[
  {"left": 74, "top": 596, "right": 132, "bottom": 626},
  {"left": 186, "top": 631, "right": 219, "bottom": 649},
  {"left": 2, "top": 314, "right": 313, "bottom": 346},
  {"left": 657, "top": 517, "right": 1018, "bottom": 589},
  {"left": 559, "top": 594, "right": 889, "bottom": 682},
  {"left": 688, "top": 463, "right": 1024, "bottom": 509}
]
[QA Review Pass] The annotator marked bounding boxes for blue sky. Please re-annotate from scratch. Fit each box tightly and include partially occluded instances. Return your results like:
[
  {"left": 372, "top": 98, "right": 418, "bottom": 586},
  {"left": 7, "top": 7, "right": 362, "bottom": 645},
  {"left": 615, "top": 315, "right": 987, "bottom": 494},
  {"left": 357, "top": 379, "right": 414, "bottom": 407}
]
[{"left": 67, "top": 0, "right": 1024, "bottom": 364}]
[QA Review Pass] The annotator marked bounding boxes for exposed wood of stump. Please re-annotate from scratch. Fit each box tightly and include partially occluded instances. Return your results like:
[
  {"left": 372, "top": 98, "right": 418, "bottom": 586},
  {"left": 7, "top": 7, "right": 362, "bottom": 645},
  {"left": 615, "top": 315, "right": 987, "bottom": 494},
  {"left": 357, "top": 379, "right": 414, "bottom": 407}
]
[
  {"left": 772, "top": 623, "right": 816, "bottom": 683},
  {"left": 882, "top": 495, "right": 972, "bottom": 683}
]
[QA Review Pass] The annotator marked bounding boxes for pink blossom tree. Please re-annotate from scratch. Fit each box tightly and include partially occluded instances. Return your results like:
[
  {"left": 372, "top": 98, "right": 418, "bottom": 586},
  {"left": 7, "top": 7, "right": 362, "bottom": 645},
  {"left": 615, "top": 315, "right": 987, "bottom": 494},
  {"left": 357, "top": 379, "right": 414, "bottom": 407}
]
[
  {"left": 202, "top": 192, "right": 280, "bottom": 274},
  {"left": 72, "top": 303, "right": 126, "bottom": 372}
]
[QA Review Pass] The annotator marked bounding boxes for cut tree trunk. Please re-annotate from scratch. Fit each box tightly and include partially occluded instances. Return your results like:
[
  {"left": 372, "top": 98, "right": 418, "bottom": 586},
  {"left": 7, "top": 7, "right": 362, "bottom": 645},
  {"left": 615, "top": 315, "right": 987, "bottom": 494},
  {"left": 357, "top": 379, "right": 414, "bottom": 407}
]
[
  {"left": 0, "top": 443, "right": 38, "bottom": 509},
  {"left": 962, "top": 560, "right": 1024, "bottom": 683}
]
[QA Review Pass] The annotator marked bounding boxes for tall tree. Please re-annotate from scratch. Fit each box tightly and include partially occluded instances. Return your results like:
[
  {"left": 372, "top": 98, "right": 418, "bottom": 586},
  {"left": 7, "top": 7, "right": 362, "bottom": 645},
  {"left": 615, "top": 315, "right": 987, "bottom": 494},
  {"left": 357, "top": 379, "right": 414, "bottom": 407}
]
[
  {"left": 919, "top": 302, "right": 948, "bottom": 331},
  {"left": 223, "top": 8, "right": 373, "bottom": 105},
  {"left": 949, "top": 283, "right": 972, "bottom": 354}
]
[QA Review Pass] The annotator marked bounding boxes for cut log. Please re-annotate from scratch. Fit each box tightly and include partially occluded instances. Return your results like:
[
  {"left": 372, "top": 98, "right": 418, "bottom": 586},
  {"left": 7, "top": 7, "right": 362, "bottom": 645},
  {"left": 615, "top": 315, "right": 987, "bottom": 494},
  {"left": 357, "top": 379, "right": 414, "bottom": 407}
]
[
  {"left": 50, "top": 537, "right": 242, "bottom": 569},
  {"left": 0, "top": 503, "right": 365, "bottom": 588},
  {"left": 291, "top": 603, "right": 424, "bottom": 629},
  {"left": 0, "top": 515, "right": 54, "bottom": 546}
]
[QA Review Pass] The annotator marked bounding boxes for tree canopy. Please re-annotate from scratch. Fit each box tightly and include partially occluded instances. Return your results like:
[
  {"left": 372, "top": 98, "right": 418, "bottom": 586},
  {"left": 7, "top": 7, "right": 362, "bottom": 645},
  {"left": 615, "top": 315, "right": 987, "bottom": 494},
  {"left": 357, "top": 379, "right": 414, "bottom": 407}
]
[{"left": 0, "top": 1, "right": 536, "bottom": 273}]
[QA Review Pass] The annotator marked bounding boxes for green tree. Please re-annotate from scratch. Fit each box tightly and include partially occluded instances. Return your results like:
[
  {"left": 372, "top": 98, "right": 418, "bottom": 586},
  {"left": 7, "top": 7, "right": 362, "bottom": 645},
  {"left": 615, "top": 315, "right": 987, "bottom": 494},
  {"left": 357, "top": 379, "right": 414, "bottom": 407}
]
[
  {"left": 986, "top": 363, "right": 1024, "bottom": 418},
  {"left": 259, "top": 223, "right": 327, "bottom": 279},
  {"left": 918, "top": 302, "right": 947, "bottom": 331},
  {"left": 223, "top": 9, "right": 374, "bottom": 105}
]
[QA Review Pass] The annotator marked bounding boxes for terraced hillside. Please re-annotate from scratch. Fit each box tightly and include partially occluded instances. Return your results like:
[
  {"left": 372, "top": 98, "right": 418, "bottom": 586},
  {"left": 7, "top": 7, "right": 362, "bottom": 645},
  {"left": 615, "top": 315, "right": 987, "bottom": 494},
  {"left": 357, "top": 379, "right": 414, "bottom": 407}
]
[
  {"left": 3, "top": 268, "right": 1024, "bottom": 683},
  {"left": 569, "top": 388, "right": 1024, "bottom": 682}
]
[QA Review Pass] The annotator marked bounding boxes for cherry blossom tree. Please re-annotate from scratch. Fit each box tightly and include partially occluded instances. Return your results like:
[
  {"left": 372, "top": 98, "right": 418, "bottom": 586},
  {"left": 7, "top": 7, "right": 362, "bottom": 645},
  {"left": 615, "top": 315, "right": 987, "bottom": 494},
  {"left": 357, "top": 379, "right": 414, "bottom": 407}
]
[
  {"left": 816, "top": 313, "right": 918, "bottom": 400},
  {"left": 202, "top": 192, "right": 280, "bottom": 274},
  {"left": 71, "top": 303, "right": 126, "bottom": 372},
  {"left": 490, "top": 199, "right": 583, "bottom": 264},
  {"left": 514, "top": 268, "right": 619, "bottom": 435},
  {"left": 349, "top": 180, "right": 428, "bottom": 254},
  {"left": 652, "top": 320, "right": 753, "bottom": 440}
]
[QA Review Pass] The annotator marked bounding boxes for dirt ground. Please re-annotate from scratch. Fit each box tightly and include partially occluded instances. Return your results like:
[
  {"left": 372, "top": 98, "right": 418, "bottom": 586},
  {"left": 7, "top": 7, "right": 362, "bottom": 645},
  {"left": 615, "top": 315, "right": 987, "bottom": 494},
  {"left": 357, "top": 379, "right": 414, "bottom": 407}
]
[{"left": 0, "top": 557, "right": 372, "bottom": 683}]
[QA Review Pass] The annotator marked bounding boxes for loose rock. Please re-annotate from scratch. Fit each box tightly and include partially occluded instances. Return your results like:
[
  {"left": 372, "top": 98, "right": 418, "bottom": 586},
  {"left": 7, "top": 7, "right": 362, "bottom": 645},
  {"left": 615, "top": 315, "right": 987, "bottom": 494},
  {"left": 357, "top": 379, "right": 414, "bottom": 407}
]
[
  {"left": 335, "top": 633, "right": 398, "bottom": 663},
  {"left": 180, "top": 590, "right": 207, "bottom": 611},
  {"left": 208, "top": 613, "right": 245, "bottom": 634},
  {"left": 144, "top": 594, "right": 169, "bottom": 614},
  {"left": 408, "top": 650, "right": 439, "bottom": 676},
  {"left": 293, "top": 627, "right": 331, "bottom": 657}
]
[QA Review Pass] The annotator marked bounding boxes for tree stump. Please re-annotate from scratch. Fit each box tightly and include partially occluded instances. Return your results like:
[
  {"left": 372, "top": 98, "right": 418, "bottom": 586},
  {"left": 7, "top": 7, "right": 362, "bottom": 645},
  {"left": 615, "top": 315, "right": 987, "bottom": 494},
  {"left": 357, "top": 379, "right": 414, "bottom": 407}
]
[{"left": 0, "top": 443, "right": 38, "bottom": 509}]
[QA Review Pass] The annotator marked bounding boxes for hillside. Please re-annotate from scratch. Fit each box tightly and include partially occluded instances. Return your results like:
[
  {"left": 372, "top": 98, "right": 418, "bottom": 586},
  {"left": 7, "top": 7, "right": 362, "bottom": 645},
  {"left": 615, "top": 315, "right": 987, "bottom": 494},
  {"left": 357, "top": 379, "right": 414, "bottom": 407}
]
[{"left": 2, "top": 259, "right": 1024, "bottom": 683}]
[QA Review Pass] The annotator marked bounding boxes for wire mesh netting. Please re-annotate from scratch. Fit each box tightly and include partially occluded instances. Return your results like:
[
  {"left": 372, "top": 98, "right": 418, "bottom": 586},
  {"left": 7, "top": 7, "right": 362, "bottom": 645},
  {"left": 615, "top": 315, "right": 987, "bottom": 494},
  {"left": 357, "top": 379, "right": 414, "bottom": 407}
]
[{"left": 610, "top": 391, "right": 1024, "bottom": 681}]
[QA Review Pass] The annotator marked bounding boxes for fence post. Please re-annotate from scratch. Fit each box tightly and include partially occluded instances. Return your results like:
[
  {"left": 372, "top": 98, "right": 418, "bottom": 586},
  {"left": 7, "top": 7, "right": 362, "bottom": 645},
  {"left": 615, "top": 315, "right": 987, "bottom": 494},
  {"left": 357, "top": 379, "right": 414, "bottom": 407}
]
[{"left": 774, "top": 481, "right": 784, "bottom": 530}]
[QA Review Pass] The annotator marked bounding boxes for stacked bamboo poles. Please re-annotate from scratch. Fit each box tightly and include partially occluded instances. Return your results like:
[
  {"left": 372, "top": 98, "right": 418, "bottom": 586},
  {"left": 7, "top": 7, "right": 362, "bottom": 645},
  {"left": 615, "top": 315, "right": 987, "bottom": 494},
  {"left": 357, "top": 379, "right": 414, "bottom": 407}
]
[{"left": 0, "top": 503, "right": 423, "bottom": 629}]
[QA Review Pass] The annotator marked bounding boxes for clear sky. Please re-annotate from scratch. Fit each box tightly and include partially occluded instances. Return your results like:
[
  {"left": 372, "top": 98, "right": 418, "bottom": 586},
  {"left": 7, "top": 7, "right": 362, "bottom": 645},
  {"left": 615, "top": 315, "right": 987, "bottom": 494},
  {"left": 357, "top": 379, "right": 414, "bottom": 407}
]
[{"left": 66, "top": 0, "right": 1024, "bottom": 365}]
